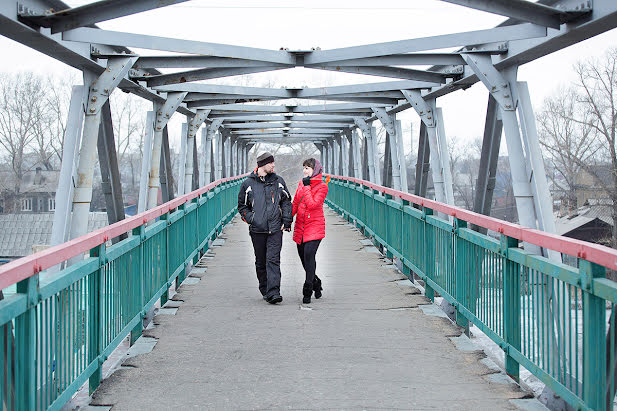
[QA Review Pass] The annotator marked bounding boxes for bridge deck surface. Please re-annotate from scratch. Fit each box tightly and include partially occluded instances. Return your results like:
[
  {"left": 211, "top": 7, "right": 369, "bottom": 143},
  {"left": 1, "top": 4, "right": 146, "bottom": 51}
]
[{"left": 90, "top": 208, "right": 531, "bottom": 410}]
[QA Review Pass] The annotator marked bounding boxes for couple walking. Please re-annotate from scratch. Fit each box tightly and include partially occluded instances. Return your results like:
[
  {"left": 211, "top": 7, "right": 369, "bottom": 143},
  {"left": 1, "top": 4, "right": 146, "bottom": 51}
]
[{"left": 237, "top": 152, "right": 328, "bottom": 304}]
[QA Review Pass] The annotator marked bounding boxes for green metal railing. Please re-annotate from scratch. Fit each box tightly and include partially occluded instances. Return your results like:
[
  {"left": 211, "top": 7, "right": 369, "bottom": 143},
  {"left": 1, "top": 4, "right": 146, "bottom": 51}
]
[
  {"left": 0, "top": 174, "right": 245, "bottom": 411},
  {"left": 326, "top": 175, "right": 617, "bottom": 411}
]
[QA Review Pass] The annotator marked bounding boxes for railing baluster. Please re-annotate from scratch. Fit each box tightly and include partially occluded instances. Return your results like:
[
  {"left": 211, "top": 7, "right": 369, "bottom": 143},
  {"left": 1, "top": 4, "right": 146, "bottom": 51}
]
[
  {"left": 580, "top": 260, "right": 607, "bottom": 410},
  {"left": 15, "top": 274, "right": 38, "bottom": 411}
]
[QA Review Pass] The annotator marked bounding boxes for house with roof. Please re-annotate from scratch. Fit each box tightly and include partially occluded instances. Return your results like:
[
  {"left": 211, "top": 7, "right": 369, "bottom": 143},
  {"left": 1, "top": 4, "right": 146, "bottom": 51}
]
[{"left": 0, "top": 167, "right": 59, "bottom": 213}]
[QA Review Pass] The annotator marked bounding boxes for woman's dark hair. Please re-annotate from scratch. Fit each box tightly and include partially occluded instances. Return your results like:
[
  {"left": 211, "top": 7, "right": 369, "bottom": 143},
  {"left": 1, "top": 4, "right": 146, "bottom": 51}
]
[{"left": 302, "top": 158, "right": 316, "bottom": 169}]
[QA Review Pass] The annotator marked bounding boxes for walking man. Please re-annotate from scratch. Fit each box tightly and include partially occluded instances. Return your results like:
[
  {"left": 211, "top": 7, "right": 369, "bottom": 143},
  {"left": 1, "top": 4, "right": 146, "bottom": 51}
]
[{"left": 238, "top": 152, "right": 293, "bottom": 304}]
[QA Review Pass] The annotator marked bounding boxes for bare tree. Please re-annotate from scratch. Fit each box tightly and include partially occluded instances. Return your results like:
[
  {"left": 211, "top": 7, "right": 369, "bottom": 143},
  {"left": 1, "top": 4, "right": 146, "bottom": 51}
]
[
  {"left": 569, "top": 48, "right": 617, "bottom": 248},
  {"left": 537, "top": 86, "right": 598, "bottom": 212},
  {"left": 0, "top": 72, "right": 47, "bottom": 194}
]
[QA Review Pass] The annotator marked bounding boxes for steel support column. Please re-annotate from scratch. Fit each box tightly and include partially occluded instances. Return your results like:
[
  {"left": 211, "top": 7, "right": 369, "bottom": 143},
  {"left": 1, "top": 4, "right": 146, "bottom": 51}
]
[
  {"left": 184, "top": 109, "right": 208, "bottom": 193},
  {"left": 415, "top": 122, "right": 431, "bottom": 198},
  {"left": 50, "top": 85, "right": 85, "bottom": 252},
  {"left": 402, "top": 90, "right": 453, "bottom": 204},
  {"left": 373, "top": 108, "right": 401, "bottom": 190},
  {"left": 215, "top": 131, "right": 223, "bottom": 180},
  {"left": 96, "top": 100, "right": 126, "bottom": 241},
  {"left": 138, "top": 110, "right": 155, "bottom": 213},
  {"left": 69, "top": 57, "right": 136, "bottom": 245},
  {"left": 147, "top": 92, "right": 187, "bottom": 209},
  {"left": 394, "top": 120, "right": 408, "bottom": 192},
  {"left": 159, "top": 126, "right": 175, "bottom": 203},
  {"left": 351, "top": 129, "right": 362, "bottom": 178},
  {"left": 472, "top": 94, "right": 502, "bottom": 233},
  {"left": 178, "top": 122, "right": 188, "bottom": 195}
]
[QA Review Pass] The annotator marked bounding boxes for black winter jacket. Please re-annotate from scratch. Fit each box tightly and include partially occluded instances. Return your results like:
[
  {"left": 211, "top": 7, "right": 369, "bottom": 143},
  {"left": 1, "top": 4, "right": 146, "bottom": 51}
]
[{"left": 237, "top": 171, "right": 293, "bottom": 233}]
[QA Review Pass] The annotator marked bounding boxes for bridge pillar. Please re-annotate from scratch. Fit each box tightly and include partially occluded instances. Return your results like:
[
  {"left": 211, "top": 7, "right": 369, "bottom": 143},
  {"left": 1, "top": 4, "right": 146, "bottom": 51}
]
[
  {"left": 340, "top": 133, "right": 350, "bottom": 176},
  {"left": 373, "top": 108, "right": 402, "bottom": 191},
  {"left": 147, "top": 92, "right": 187, "bottom": 209},
  {"left": 370, "top": 126, "right": 381, "bottom": 185},
  {"left": 159, "top": 126, "right": 175, "bottom": 203},
  {"left": 215, "top": 131, "right": 223, "bottom": 179},
  {"left": 178, "top": 122, "right": 188, "bottom": 195},
  {"left": 49, "top": 85, "right": 86, "bottom": 262},
  {"left": 471, "top": 94, "right": 502, "bottom": 232},
  {"left": 351, "top": 129, "right": 362, "bottom": 178},
  {"left": 332, "top": 137, "right": 341, "bottom": 175},
  {"left": 184, "top": 109, "right": 209, "bottom": 193},
  {"left": 69, "top": 57, "right": 137, "bottom": 250},
  {"left": 463, "top": 54, "right": 568, "bottom": 396},
  {"left": 97, "top": 100, "right": 127, "bottom": 241},
  {"left": 200, "top": 125, "right": 208, "bottom": 186},
  {"left": 137, "top": 110, "right": 154, "bottom": 214},
  {"left": 414, "top": 122, "right": 430, "bottom": 198},
  {"left": 401, "top": 90, "right": 453, "bottom": 203}
]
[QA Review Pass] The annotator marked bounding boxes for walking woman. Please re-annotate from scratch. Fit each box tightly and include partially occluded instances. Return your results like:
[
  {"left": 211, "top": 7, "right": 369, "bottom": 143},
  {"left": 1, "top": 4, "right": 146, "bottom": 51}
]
[{"left": 292, "top": 158, "right": 329, "bottom": 304}]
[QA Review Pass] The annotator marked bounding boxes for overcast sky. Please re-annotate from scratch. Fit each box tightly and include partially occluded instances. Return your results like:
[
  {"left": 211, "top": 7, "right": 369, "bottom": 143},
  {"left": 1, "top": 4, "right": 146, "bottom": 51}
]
[{"left": 1, "top": 0, "right": 616, "bottom": 154}]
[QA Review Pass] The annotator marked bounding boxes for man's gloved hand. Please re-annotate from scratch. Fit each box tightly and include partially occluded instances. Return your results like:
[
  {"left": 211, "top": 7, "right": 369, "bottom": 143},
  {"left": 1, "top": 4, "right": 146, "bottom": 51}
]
[{"left": 302, "top": 176, "right": 311, "bottom": 186}]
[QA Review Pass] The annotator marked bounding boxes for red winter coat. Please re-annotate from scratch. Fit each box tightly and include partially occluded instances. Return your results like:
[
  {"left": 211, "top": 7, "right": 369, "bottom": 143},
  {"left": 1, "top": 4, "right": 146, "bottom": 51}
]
[{"left": 292, "top": 174, "right": 328, "bottom": 244}]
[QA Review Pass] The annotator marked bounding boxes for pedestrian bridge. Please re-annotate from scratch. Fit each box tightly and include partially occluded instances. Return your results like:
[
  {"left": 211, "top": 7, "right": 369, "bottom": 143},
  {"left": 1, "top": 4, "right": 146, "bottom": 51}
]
[
  {"left": 3, "top": 1, "right": 617, "bottom": 410},
  {"left": 2, "top": 175, "right": 617, "bottom": 410}
]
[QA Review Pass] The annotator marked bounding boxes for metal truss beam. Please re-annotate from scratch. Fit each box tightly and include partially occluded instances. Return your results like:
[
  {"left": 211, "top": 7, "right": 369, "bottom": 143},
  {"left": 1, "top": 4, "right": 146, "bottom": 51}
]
[
  {"left": 437, "top": 0, "right": 589, "bottom": 29},
  {"left": 296, "top": 80, "right": 438, "bottom": 98},
  {"left": 186, "top": 98, "right": 281, "bottom": 109},
  {"left": 226, "top": 122, "right": 351, "bottom": 129},
  {"left": 231, "top": 129, "right": 340, "bottom": 135},
  {"left": 220, "top": 114, "right": 357, "bottom": 122},
  {"left": 20, "top": 0, "right": 191, "bottom": 34},
  {"left": 303, "top": 23, "right": 546, "bottom": 64},
  {"left": 134, "top": 55, "right": 279, "bottom": 69},
  {"left": 1, "top": 2, "right": 195, "bottom": 117},
  {"left": 142, "top": 66, "right": 289, "bottom": 87},
  {"left": 154, "top": 83, "right": 294, "bottom": 98},
  {"left": 318, "top": 53, "right": 466, "bottom": 67},
  {"left": 62, "top": 27, "right": 296, "bottom": 64},
  {"left": 309, "top": 65, "right": 449, "bottom": 83}
]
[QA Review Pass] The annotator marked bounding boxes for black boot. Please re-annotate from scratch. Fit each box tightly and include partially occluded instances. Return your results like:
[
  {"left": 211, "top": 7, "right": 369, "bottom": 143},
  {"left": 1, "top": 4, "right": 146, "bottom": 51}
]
[
  {"left": 313, "top": 276, "right": 323, "bottom": 299},
  {"left": 302, "top": 283, "right": 313, "bottom": 304}
]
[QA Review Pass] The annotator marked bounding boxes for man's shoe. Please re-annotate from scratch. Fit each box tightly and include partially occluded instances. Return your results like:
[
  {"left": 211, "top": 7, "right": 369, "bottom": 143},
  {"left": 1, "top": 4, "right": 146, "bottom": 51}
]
[
  {"left": 263, "top": 295, "right": 267, "bottom": 300},
  {"left": 266, "top": 294, "right": 283, "bottom": 304}
]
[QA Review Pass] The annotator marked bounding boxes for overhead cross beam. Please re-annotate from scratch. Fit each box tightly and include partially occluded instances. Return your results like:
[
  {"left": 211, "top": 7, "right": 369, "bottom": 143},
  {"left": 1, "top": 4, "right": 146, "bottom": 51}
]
[
  {"left": 437, "top": 0, "right": 590, "bottom": 29},
  {"left": 19, "top": 0, "right": 192, "bottom": 34},
  {"left": 62, "top": 27, "right": 296, "bottom": 64},
  {"left": 303, "top": 23, "right": 547, "bottom": 64}
]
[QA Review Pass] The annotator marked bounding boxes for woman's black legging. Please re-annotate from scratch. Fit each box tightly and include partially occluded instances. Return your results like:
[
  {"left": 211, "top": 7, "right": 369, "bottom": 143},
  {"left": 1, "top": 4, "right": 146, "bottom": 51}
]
[{"left": 297, "top": 239, "right": 321, "bottom": 286}]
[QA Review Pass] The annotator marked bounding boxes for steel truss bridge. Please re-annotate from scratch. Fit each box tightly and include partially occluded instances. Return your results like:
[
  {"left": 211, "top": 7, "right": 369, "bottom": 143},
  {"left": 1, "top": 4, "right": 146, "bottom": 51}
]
[{"left": 1, "top": 1, "right": 617, "bottom": 410}]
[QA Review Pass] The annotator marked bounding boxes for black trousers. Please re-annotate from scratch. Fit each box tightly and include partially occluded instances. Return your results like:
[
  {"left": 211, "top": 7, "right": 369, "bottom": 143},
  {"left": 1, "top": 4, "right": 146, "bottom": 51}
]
[
  {"left": 297, "top": 239, "right": 321, "bottom": 287},
  {"left": 250, "top": 231, "right": 283, "bottom": 298}
]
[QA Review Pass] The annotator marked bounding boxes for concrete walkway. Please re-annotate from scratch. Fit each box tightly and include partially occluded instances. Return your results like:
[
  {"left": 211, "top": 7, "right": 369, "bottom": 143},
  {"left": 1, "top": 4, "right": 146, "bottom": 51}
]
[{"left": 90, "top": 208, "right": 536, "bottom": 410}]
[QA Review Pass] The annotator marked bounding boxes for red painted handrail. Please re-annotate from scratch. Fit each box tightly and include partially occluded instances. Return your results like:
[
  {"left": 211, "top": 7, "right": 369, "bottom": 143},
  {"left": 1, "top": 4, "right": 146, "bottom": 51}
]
[
  {"left": 0, "top": 173, "right": 249, "bottom": 291},
  {"left": 329, "top": 174, "right": 617, "bottom": 272}
]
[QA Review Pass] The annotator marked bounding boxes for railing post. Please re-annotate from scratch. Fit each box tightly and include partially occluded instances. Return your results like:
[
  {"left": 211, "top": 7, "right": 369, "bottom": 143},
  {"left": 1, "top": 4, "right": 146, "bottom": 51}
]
[
  {"left": 580, "top": 259, "right": 607, "bottom": 410},
  {"left": 502, "top": 234, "right": 521, "bottom": 382},
  {"left": 423, "top": 207, "right": 435, "bottom": 302},
  {"left": 384, "top": 192, "right": 393, "bottom": 259},
  {"left": 131, "top": 225, "right": 146, "bottom": 346},
  {"left": 177, "top": 203, "right": 187, "bottom": 289},
  {"left": 15, "top": 273, "right": 38, "bottom": 411},
  {"left": 454, "top": 218, "right": 469, "bottom": 331},
  {"left": 88, "top": 243, "right": 105, "bottom": 394},
  {"left": 160, "top": 212, "right": 169, "bottom": 306}
]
